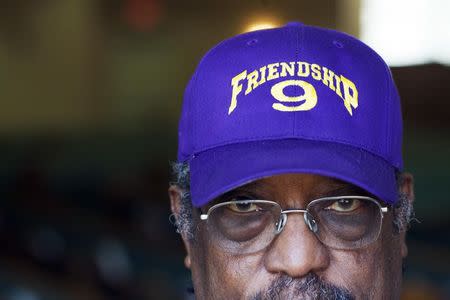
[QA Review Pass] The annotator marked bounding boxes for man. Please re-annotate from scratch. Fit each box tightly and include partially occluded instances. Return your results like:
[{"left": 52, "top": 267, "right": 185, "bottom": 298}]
[{"left": 169, "top": 22, "right": 415, "bottom": 299}]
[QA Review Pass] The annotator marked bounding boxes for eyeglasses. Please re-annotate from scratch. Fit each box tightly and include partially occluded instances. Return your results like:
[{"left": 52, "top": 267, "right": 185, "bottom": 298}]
[{"left": 200, "top": 196, "right": 388, "bottom": 254}]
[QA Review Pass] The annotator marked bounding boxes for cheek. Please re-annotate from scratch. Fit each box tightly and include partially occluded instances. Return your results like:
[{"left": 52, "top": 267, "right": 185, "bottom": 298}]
[
  {"left": 326, "top": 246, "right": 384, "bottom": 296},
  {"left": 190, "top": 237, "right": 267, "bottom": 299},
  {"left": 325, "top": 217, "right": 403, "bottom": 298}
]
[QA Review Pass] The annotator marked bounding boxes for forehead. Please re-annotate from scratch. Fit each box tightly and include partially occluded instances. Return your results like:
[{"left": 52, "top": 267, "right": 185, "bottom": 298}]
[{"left": 247, "top": 173, "right": 346, "bottom": 190}]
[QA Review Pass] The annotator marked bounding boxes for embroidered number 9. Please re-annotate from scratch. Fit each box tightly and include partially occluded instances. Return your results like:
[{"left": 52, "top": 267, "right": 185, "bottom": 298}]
[{"left": 271, "top": 80, "right": 318, "bottom": 112}]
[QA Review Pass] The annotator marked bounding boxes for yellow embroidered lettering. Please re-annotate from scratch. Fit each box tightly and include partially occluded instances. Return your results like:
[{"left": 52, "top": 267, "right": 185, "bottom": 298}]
[
  {"left": 267, "top": 63, "right": 280, "bottom": 81},
  {"left": 228, "top": 61, "right": 359, "bottom": 116},
  {"left": 340, "top": 75, "right": 358, "bottom": 116},
  {"left": 322, "top": 67, "right": 336, "bottom": 91},
  {"left": 280, "top": 62, "right": 295, "bottom": 77},
  {"left": 245, "top": 70, "right": 259, "bottom": 95},
  {"left": 228, "top": 70, "right": 247, "bottom": 114},
  {"left": 297, "top": 62, "right": 310, "bottom": 77},
  {"left": 258, "top": 66, "right": 267, "bottom": 85},
  {"left": 311, "top": 64, "right": 322, "bottom": 81},
  {"left": 334, "top": 73, "right": 343, "bottom": 97}
]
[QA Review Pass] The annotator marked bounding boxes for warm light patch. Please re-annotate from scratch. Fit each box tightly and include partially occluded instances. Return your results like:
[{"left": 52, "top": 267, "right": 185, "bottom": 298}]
[
  {"left": 244, "top": 22, "right": 278, "bottom": 33},
  {"left": 242, "top": 15, "right": 281, "bottom": 33}
]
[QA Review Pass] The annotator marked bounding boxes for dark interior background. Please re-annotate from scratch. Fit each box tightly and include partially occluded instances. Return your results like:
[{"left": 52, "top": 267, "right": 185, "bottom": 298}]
[{"left": 0, "top": 1, "right": 449, "bottom": 299}]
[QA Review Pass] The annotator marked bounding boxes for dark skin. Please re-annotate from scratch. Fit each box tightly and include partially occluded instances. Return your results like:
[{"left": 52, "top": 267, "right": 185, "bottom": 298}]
[{"left": 169, "top": 173, "right": 414, "bottom": 299}]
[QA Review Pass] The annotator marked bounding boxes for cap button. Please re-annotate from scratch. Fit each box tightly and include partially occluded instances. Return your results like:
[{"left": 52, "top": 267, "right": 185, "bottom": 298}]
[{"left": 285, "top": 21, "right": 303, "bottom": 27}]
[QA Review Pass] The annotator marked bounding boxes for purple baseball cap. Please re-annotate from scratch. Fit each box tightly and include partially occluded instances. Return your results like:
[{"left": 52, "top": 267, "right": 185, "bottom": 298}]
[{"left": 177, "top": 22, "right": 403, "bottom": 207}]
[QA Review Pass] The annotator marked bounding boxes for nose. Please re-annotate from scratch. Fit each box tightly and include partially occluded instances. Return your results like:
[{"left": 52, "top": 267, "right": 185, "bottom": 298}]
[{"left": 264, "top": 213, "right": 330, "bottom": 278}]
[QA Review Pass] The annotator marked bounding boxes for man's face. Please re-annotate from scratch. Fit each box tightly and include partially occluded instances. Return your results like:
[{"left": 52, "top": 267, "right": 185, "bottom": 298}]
[{"left": 171, "top": 173, "right": 411, "bottom": 299}]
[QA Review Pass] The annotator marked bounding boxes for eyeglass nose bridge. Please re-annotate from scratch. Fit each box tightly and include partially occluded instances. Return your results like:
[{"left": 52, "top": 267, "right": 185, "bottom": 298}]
[{"left": 275, "top": 209, "right": 318, "bottom": 234}]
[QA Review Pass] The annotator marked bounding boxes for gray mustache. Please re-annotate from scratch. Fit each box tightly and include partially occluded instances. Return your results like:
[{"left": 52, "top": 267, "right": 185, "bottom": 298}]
[{"left": 250, "top": 273, "right": 355, "bottom": 300}]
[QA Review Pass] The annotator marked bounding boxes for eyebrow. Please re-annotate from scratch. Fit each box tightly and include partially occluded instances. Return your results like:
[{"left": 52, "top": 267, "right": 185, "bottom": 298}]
[
  {"left": 233, "top": 180, "right": 265, "bottom": 192},
  {"left": 207, "top": 180, "right": 265, "bottom": 205},
  {"left": 218, "top": 181, "right": 264, "bottom": 198},
  {"left": 320, "top": 184, "right": 374, "bottom": 198}
]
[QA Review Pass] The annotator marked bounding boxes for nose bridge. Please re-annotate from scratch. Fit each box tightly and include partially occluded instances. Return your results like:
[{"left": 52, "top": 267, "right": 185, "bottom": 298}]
[
  {"left": 276, "top": 209, "right": 310, "bottom": 234},
  {"left": 283, "top": 209, "right": 308, "bottom": 214},
  {"left": 265, "top": 208, "right": 329, "bottom": 277}
]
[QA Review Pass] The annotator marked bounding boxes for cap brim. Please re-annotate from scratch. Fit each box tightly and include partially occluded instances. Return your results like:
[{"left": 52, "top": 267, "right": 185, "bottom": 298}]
[{"left": 189, "top": 139, "right": 398, "bottom": 207}]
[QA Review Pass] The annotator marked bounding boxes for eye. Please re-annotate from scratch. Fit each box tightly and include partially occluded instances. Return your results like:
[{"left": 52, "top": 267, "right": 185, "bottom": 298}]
[
  {"left": 228, "top": 201, "right": 260, "bottom": 213},
  {"left": 326, "top": 198, "right": 362, "bottom": 212}
]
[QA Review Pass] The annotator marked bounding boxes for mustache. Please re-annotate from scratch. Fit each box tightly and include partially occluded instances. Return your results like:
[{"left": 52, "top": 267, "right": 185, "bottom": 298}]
[{"left": 250, "top": 273, "right": 355, "bottom": 300}]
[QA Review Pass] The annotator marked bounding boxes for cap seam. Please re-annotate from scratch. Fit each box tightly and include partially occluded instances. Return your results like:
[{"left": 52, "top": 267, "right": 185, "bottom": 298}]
[
  {"left": 190, "top": 71, "right": 199, "bottom": 159},
  {"left": 384, "top": 64, "right": 391, "bottom": 162},
  {"left": 293, "top": 23, "right": 302, "bottom": 136}
]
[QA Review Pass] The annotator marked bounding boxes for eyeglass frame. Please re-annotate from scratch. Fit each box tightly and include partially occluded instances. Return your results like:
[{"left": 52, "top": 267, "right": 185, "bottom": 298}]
[{"left": 199, "top": 195, "right": 389, "bottom": 249}]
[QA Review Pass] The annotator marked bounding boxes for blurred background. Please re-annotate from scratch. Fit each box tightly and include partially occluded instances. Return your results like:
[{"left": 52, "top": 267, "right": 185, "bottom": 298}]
[{"left": 0, "top": 0, "right": 449, "bottom": 299}]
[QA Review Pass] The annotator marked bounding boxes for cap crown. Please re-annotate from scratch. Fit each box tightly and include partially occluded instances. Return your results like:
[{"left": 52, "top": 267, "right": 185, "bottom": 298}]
[{"left": 178, "top": 23, "right": 403, "bottom": 171}]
